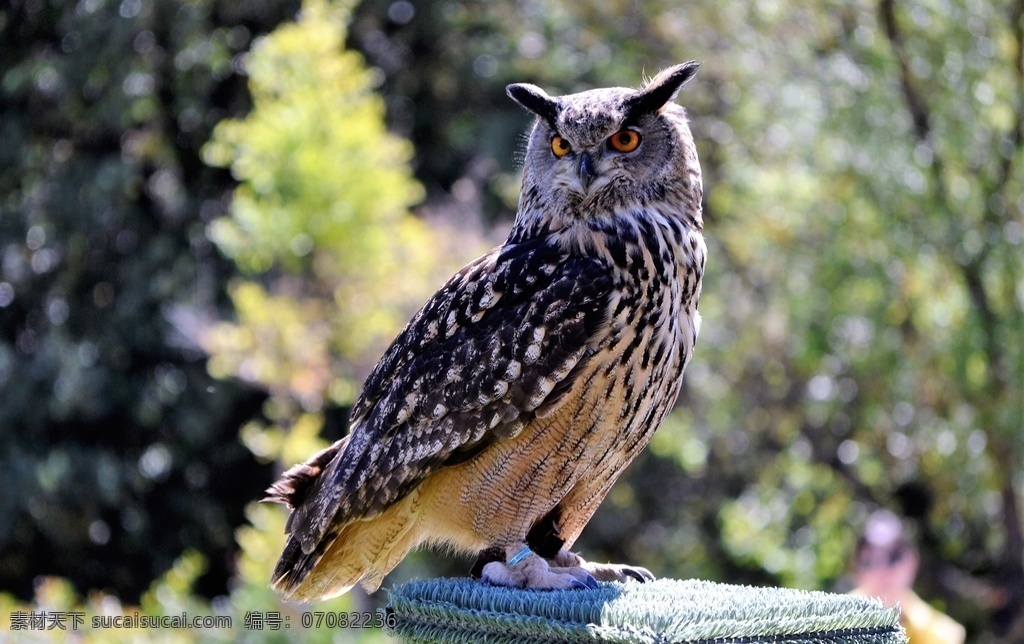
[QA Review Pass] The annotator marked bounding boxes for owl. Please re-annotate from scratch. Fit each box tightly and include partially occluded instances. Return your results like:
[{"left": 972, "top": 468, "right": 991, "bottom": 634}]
[{"left": 264, "top": 62, "right": 706, "bottom": 600}]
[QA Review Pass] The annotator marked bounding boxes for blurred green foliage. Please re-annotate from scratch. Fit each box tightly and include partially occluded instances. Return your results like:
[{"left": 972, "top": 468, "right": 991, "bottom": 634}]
[
  {"left": 0, "top": 0, "right": 301, "bottom": 603},
  {"left": 1, "top": 0, "right": 1021, "bottom": 641},
  {"left": 200, "top": 0, "right": 459, "bottom": 436}
]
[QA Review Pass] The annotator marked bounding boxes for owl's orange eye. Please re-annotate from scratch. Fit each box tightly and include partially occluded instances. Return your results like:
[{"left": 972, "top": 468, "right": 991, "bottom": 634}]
[
  {"left": 551, "top": 135, "right": 572, "bottom": 158},
  {"left": 609, "top": 130, "right": 641, "bottom": 153}
]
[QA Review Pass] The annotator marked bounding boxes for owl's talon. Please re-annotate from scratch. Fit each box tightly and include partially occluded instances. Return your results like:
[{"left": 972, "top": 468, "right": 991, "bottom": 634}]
[
  {"left": 583, "top": 572, "right": 600, "bottom": 589},
  {"left": 550, "top": 549, "right": 654, "bottom": 584},
  {"left": 623, "top": 566, "right": 654, "bottom": 583},
  {"left": 569, "top": 579, "right": 588, "bottom": 590}
]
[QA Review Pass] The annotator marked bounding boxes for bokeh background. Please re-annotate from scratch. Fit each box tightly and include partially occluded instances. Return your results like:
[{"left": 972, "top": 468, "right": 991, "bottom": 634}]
[{"left": 1, "top": 0, "right": 1022, "bottom": 640}]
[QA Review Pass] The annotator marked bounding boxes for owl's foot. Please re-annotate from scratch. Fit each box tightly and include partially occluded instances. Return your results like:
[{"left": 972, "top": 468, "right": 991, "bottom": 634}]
[
  {"left": 479, "top": 545, "right": 600, "bottom": 590},
  {"left": 550, "top": 548, "right": 655, "bottom": 583}
]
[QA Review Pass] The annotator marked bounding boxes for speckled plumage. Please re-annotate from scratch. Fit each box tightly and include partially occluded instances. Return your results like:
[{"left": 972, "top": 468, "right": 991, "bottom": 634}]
[{"left": 265, "top": 62, "right": 707, "bottom": 600}]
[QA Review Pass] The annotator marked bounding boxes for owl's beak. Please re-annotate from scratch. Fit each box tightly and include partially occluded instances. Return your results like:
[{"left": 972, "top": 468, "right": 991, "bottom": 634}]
[{"left": 577, "top": 152, "right": 598, "bottom": 191}]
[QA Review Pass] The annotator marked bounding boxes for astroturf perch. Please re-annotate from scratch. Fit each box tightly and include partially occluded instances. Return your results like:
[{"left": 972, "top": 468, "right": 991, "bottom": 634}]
[{"left": 385, "top": 578, "right": 908, "bottom": 644}]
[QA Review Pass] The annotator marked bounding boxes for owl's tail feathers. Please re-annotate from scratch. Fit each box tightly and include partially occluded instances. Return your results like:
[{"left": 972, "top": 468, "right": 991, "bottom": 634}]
[
  {"left": 263, "top": 436, "right": 353, "bottom": 600},
  {"left": 269, "top": 531, "right": 347, "bottom": 600},
  {"left": 264, "top": 438, "right": 423, "bottom": 601},
  {"left": 268, "top": 492, "right": 424, "bottom": 601}
]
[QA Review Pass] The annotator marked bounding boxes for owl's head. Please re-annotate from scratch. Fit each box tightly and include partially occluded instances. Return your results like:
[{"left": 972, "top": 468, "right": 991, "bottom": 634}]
[{"left": 507, "top": 62, "right": 701, "bottom": 236}]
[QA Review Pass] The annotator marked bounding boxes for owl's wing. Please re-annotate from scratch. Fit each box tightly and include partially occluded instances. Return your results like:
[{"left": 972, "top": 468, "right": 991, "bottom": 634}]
[{"left": 275, "top": 237, "right": 613, "bottom": 554}]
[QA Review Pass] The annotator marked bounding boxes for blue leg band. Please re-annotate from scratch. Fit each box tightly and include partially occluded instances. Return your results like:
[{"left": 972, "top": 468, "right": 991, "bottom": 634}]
[{"left": 507, "top": 547, "right": 533, "bottom": 567}]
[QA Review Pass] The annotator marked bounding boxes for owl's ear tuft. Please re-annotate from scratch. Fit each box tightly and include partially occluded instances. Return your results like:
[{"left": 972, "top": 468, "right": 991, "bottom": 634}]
[
  {"left": 625, "top": 61, "right": 700, "bottom": 118},
  {"left": 507, "top": 83, "right": 559, "bottom": 126}
]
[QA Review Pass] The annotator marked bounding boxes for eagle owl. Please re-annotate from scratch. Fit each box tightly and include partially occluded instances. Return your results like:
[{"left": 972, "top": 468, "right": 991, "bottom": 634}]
[{"left": 265, "top": 62, "right": 706, "bottom": 600}]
